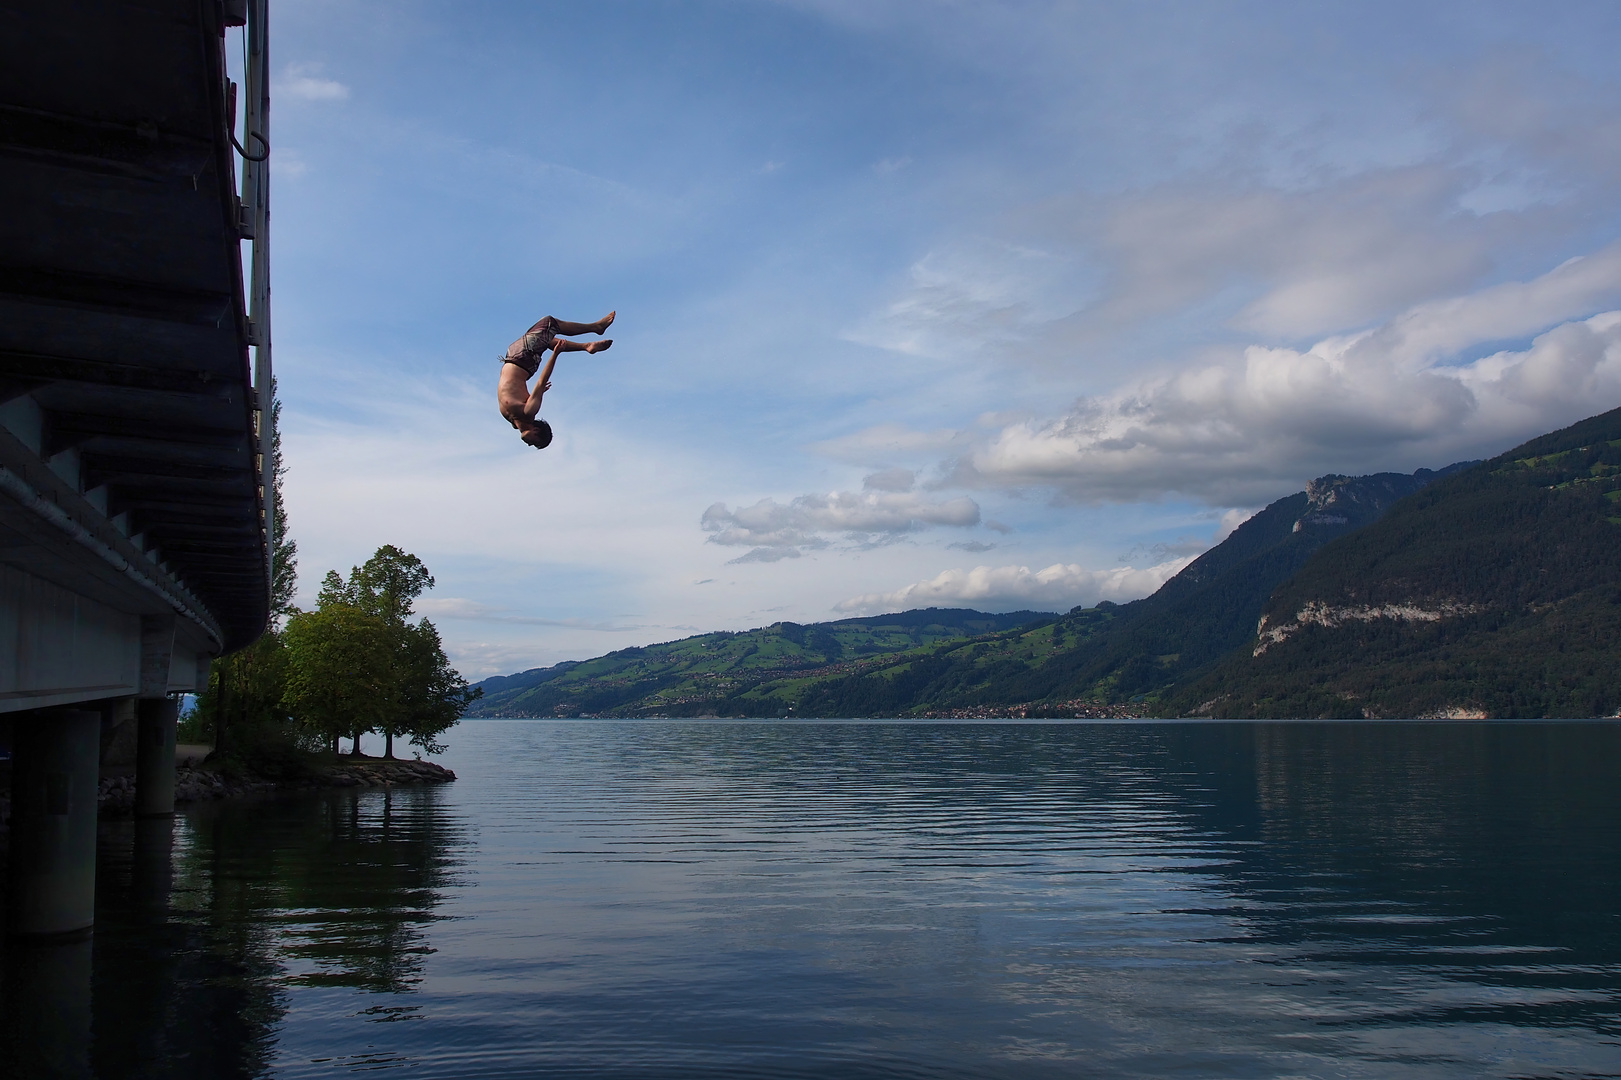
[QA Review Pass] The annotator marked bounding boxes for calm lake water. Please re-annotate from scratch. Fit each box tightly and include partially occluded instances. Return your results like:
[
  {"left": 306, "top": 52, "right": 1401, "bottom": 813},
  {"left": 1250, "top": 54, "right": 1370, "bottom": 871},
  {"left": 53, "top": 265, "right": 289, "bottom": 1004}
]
[{"left": 5, "top": 719, "right": 1621, "bottom": 1079}]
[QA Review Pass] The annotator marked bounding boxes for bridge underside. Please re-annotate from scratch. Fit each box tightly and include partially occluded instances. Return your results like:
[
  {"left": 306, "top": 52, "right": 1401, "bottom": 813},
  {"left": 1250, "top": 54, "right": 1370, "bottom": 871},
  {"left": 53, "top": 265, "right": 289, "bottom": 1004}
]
[{"left": 0, "top": 0, "right": 268, "bottom": 715}]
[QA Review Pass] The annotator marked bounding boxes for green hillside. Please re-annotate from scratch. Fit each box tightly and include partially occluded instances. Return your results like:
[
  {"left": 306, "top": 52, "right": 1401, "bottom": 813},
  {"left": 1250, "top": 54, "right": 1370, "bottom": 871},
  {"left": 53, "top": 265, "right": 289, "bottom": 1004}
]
[
  {"left": 1170, "top": 407, "right": 1621, "bottom": 719},
  {"left": 779, "top": 467, "right": 1461, "bottom": 716},
  {"left": 468, "top": 609, "right": 1052, "bottom": 717},
  {"left": 470, "top": 465, "right": 1457, "bottom": 719},
  {"left": 468, "top": 407, "right": 1621, "bottom": 722}
]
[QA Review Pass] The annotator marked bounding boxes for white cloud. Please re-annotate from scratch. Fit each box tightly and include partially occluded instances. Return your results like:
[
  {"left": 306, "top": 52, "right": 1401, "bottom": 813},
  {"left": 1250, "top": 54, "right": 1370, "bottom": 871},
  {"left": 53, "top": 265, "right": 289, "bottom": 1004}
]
[
  {"left": 702, "top": 486, "right": 982, "bottom": 560},
  {"left": 281, "top": 63, "right": 350, "bottom": 102},
  {"left": 415, "top": 597, "right": 651, "bottom": 632},
  {"left": 1359, "top": 244, "right": 1621, "bottom": 368},
  {"left": 845, "top": 237, "right": 1090, "bottom": 359},
  {"left": 1092, "top": 167, "right": 1508, "bottom": 339},
  {"left": 862, "top": 467, "right": 916, "bottom": 492},
  {"left": 836, "top": 557, "right": 1194, "bottom": 615},
  {"left": 1214, "top": 507, "right": 1257, "bottom": 543},
  {"left": 948, "top": 251, "right": 1621, "bottom": 504},
  {"left": 445, "top": 641, "right": 569, "bottom": 682}
]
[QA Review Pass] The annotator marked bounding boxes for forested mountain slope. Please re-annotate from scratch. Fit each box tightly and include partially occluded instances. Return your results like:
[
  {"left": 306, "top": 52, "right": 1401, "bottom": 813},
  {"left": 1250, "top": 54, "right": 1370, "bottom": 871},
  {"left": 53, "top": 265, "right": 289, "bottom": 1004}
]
[
  {"left": 782, "top": 466, "right": 1465, "bottom": 716},
  {"left": 470, "top": 464, "right": 1458, "bottom": 718},
  {"left": 468, "top": 609, "right": 1052, "bottom": 716},
  {"left": 1171, "top": 406, "right": 1621, "bottom": 719}
]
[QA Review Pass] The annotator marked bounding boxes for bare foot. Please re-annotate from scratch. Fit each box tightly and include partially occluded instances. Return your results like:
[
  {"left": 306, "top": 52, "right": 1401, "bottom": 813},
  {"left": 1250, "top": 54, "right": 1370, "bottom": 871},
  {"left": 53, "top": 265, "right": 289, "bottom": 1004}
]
[
  {"left": 596, "top": 311, "right": 616, "bottom": 334},
  {"left": 586, "top": 339, "right": 613, "bottom": 354}
]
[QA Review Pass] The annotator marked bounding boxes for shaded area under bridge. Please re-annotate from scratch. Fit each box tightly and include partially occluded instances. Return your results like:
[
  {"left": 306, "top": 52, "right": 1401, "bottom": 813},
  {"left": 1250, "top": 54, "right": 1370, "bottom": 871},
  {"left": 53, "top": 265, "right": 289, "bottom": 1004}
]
[{"left": 0, "top": 0, "right": 277, "bottom": 1007}]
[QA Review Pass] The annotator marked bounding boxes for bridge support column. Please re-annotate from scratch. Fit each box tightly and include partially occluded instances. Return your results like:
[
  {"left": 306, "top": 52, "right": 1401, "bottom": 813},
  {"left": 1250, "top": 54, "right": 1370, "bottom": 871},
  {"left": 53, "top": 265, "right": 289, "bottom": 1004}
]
[
  {"left": 6, "top": 709, "right": 100, "bottom": 939},
  {"left": 134, "top": 697, "right": 178, "bottom": 817},
  {"left": 0, "top": 935, "right": 93, "bottom": 1079},
  {"left": 132, "top": 815, "right": 176, "bottom": 919}
]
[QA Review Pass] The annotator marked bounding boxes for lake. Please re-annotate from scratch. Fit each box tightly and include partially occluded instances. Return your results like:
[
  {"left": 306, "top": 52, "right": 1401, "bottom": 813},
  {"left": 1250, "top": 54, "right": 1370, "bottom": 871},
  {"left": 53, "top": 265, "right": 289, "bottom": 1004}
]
[{"left": 5, "top": 719, "right": 1621, "bottom": 1078}]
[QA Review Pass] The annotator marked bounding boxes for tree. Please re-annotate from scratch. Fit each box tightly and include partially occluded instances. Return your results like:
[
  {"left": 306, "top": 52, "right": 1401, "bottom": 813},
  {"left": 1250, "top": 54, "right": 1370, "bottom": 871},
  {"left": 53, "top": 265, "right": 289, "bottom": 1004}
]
[
  {"left": 296, "top": 546, "right": 477, "bottom": 757},
  {"left": 268, "top": 389, "right": 298, "bottom": 622},
  {"left": 389, "top": 618, "right": 479, "bottom": 757},
  {"left": 281, "top": 604, "right": 392, "bottom": 754},
  {"left": 322, "top": 546, "right": 432, "bottom": 625}
]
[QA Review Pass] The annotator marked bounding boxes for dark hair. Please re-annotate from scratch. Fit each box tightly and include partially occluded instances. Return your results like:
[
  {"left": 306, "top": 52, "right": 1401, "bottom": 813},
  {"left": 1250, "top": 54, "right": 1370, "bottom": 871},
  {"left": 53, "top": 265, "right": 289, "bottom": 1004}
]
[{"left": 521, "top": 419, "right": 553, "bottom": 449}]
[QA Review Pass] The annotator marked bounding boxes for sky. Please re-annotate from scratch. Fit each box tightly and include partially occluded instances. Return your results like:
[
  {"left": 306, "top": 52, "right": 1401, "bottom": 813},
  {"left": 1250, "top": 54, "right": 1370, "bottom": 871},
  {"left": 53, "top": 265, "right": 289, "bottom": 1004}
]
[{"left": 250, "top": 0, "right": 1621, "bottom": 679}]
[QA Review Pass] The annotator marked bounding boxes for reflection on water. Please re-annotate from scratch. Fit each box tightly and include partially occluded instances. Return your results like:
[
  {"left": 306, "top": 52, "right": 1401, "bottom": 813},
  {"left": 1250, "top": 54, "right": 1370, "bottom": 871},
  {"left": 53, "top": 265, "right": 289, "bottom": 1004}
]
[
  {"left": 2, "top": 721, "right": 1620, "bottom": 1078},
  {"left": 2, "top": 785, "right": 465, "bottom": 1079}
]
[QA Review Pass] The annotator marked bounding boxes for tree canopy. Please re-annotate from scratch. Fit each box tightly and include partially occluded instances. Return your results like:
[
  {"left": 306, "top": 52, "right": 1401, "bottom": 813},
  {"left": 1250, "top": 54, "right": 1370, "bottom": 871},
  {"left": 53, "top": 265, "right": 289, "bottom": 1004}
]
[{"left": 284, "top": 547, "right": 479, "bottom": 756}]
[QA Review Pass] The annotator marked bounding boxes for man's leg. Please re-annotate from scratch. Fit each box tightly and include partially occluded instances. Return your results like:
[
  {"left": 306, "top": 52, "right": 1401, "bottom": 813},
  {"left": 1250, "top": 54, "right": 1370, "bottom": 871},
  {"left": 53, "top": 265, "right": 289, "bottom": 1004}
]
[
  {"left": 548, "top": 311, "right": 615, "bottom": 337},
  {"left": 549, "top": 338, "right": 613, "bottom": 355}
]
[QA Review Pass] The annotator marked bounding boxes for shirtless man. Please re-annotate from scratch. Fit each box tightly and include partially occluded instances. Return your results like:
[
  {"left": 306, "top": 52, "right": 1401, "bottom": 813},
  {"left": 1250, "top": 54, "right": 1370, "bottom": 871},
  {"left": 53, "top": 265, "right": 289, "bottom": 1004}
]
[{"left": 498, "top": 312, "right": 615, "bottom": 449}]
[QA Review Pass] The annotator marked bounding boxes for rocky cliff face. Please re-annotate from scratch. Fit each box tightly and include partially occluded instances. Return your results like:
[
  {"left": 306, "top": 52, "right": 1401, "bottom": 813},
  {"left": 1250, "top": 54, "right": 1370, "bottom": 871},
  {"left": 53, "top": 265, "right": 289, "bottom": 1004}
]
[
  {"left": 1170, "top": 406, "right": 1621, "bottom": 718},
  {"left": 1292, "top": 467, "right": 1466, "bottom": 535}
]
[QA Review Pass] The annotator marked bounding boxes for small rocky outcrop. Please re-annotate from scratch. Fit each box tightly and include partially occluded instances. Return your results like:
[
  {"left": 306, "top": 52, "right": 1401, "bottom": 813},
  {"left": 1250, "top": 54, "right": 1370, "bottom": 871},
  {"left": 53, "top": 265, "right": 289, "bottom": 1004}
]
[
  {"left": 94, "top": 758, "right": 456, "bottom": 814},
  {"left": 97, "top": 768, "right": 277, "bottom": 813},
  {"left": 322, "top": 758, "right": 457, "bottom": 788}
]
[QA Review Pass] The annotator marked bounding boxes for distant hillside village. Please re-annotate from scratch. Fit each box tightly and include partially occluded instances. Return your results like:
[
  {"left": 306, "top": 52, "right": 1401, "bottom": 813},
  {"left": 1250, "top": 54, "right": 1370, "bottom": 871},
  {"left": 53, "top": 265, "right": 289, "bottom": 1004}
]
[{"left": 473, "top": 406, "right": 1621, "bottom": 720}]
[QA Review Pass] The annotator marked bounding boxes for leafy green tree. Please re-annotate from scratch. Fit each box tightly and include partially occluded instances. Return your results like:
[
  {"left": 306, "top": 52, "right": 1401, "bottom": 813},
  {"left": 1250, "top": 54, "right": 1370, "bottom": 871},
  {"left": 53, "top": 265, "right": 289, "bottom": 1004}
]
[
  {"left": 303, "top": 547, "right": 478, "bottom": 756},
  {"left": 390, "top": 618, "right": 478, "bottom": 757},
  {"left": 282, "top": 604, "right": 392, "bottom": 754}
]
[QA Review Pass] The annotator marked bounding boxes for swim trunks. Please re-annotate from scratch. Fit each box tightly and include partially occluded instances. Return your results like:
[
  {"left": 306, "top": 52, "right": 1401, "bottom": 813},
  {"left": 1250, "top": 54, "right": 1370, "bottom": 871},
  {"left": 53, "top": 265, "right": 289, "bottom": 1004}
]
[{"left": 501, "top": 316, "right": 559, "bottom": 377}]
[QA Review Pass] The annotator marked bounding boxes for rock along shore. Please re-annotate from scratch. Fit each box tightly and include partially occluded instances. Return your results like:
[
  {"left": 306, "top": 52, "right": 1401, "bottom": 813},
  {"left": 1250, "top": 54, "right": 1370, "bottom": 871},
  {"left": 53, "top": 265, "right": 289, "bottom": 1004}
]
[{"left": 95, "top": 758, "right": 457, "bottom": 815}]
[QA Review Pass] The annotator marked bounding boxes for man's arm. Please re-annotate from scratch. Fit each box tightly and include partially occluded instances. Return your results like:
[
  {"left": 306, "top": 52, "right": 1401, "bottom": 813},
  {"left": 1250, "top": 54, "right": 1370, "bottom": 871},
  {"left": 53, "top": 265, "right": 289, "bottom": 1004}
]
[{"left": 523, "top": 344, "right": 560, "bottom": 420}]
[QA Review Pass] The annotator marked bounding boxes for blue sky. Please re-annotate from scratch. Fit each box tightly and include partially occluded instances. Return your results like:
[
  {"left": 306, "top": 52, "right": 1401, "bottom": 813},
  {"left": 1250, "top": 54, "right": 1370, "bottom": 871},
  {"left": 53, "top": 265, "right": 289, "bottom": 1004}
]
[{"left": 254, "top": 1, "right": 1621, "bottom": 677}]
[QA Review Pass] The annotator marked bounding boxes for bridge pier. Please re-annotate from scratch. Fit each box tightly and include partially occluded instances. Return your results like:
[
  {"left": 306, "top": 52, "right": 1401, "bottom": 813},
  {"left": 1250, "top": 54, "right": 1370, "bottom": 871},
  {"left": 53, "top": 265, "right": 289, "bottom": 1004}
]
[
  {"left": 0, "top": 935, "right": 93, "bottom": 1079},
  {"left": 134, "top": 698, "right": 179, "bottom": 818},
  {"left": 6, "top": 709, "right": 101, "bottom": 940}
]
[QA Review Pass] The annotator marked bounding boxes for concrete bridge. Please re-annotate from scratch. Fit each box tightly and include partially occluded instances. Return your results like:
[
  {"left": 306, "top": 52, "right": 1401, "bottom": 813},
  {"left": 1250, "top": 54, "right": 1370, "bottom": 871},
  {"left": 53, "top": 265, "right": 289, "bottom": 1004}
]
[{"left": 1, "top": 0, "right": 275, "bottom": 944}]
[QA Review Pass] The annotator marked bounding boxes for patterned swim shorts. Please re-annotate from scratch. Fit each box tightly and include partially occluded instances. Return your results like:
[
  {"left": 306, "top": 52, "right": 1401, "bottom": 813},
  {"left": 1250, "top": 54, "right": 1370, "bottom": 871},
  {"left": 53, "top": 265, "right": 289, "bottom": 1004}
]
[{"left": 501, "top": 316, "right": 559, "bottom": 377}]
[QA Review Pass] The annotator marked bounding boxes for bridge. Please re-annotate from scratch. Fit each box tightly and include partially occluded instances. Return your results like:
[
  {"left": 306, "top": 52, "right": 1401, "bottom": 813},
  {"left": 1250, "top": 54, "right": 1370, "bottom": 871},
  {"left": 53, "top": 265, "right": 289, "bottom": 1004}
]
[{"left": 1, "top": 0, "right": 275, "bottom": 942}]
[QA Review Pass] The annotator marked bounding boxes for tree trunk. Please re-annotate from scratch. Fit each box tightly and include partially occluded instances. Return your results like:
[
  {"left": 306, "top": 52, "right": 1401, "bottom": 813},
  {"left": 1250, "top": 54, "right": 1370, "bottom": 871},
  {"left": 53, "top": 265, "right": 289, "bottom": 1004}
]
[
  {"left": 351, "top": 732, "right": 362, "bottom": 756},
  {"left": 384, "top": 731, "right": 394, "bottom": 759}
]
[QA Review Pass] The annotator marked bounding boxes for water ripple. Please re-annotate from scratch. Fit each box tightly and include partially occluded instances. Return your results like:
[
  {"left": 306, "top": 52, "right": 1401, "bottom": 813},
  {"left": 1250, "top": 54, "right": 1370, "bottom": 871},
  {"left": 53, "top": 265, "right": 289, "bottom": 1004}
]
[{"left": 32, "top": 719, "right": 1621, "bottom": 1079}]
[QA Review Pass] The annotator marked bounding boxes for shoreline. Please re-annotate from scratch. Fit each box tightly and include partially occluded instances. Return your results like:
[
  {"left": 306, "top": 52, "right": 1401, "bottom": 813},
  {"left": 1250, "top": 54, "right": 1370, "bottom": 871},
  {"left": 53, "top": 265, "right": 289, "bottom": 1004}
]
[{"left": 93, "top": 756, "right": 457, "bottom": 816}]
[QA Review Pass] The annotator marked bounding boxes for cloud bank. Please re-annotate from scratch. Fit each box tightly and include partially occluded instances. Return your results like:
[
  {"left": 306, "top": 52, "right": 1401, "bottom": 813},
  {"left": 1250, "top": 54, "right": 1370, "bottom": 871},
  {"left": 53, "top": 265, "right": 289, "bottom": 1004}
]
[
  {"left": 951, "top": 251, "right": 1621, "bottom": 504},
  {"left": 702, "top": 474, "right": 981, "bottom": 562},
  {"left": 836, "top": 557, "right": 1193, "bottom": 616}
]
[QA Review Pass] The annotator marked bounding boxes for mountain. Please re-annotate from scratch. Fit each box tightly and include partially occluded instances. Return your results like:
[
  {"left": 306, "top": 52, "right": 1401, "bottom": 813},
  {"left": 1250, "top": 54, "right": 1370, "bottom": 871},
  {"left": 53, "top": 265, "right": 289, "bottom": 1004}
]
[
  {"left": 1169, "top": 407, "right": 1621, "bottom": 719},
  {"left": 467, "top": 609, "right": 1054, "bottom": 717},
  {"left": 470, "top": 464, "right": 1463, "bottom": 719},
  {"left": 468, "top": 410, "right": 1621, "bottom": 720},
  {"left": 781, "top": 465, "right": 1468, "bottom": 716}
]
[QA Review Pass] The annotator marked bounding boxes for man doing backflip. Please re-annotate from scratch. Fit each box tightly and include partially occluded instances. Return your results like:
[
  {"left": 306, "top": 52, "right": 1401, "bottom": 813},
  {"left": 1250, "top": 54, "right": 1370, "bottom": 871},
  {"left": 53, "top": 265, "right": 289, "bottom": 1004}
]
[{"left": 498, "top": 312, "right": 615, "bottom": 449}]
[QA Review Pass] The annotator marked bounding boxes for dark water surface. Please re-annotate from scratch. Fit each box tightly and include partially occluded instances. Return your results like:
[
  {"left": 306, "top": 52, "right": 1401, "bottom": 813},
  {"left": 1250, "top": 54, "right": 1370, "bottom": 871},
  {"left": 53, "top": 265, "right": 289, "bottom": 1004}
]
[{"left": 7, "top": 720, "right": 1621, "bottom": 1078}]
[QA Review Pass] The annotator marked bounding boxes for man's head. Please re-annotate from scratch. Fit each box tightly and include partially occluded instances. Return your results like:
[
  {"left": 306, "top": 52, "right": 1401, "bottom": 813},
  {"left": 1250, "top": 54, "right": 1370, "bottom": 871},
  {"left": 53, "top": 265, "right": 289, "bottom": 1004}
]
[{"left": 519, "top": 419, "right": 553, "bottom": 449}]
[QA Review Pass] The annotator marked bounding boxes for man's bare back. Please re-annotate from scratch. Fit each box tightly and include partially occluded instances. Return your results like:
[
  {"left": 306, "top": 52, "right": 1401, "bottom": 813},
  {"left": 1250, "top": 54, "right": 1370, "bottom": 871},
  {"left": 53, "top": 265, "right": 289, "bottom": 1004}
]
[{"left": 498, "top": 312, "right": 615, "bottom": 449}]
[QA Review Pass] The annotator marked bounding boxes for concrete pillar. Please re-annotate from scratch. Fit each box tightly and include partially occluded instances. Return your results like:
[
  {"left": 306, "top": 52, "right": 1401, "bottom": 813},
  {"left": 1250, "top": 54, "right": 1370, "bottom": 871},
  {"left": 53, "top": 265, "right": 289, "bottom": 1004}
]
[
  {"left": 99, "top": 696, "right": 138, "bottom": 772},
  {"left": 134, "top": 697, "right": 178, "bottom": 817},
  {"left": 131, "top": 814, "right": 175, "bottom": 920},
  {"left": 6, "top": 709, "right": 101, "bottom": 939},
  {"left": 0, "top": 936, "right": 93, "bottom": 1079}
]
